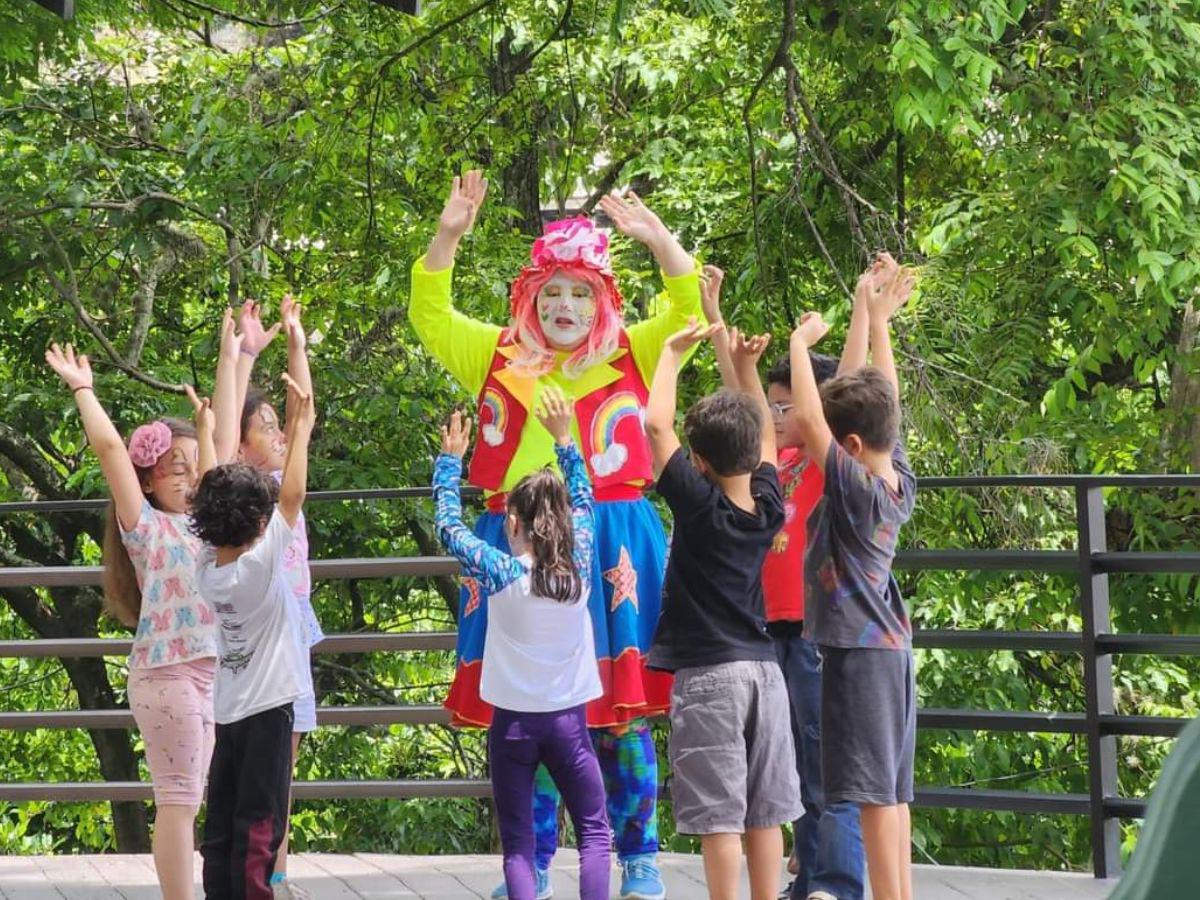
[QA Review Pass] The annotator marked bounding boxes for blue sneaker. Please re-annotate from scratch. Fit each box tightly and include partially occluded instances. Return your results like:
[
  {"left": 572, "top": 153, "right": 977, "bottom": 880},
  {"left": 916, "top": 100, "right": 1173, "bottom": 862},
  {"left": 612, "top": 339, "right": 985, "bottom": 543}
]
[
  {"left": 619, "top": 854, "right": 666, "bottom": 900},
  {"left": 490, "top": 867, "right": 553, "bottom": 900}
]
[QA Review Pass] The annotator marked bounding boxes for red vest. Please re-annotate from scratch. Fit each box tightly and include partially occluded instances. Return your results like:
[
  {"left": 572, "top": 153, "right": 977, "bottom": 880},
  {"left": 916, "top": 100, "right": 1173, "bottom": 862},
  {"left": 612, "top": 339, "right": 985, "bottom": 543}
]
[{"left": 468, "top": 332, "right": 654, "bottom": 493}]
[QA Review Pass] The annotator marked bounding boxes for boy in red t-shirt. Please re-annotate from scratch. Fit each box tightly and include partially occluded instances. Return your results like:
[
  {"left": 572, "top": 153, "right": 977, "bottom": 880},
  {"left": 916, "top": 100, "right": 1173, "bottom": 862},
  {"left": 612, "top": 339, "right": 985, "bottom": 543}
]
[{"left": 702, "top": 260, "right": 892, "bottom": 900}]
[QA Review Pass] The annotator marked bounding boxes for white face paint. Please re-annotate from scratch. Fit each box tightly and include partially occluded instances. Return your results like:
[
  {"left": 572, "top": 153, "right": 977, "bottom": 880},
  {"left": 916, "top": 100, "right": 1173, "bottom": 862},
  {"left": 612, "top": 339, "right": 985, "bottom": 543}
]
[{"left": 537, "top": 274, "right": 596, "bottom": 350}]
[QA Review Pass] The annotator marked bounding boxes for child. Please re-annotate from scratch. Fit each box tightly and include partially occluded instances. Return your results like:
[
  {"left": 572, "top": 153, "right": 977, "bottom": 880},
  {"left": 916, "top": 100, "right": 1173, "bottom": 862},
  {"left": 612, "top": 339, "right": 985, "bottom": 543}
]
[
  {"left": 433, "top": 388, "right": 611, "bottom": 900},
  {"left": 787, "top": 261, "right": 917, "bottom": 900},
  {"left": 212, "top": 297, "right": 322, "bottom": 899},
  {"left": 644, "top": 318, "right": 803, "bottom": 900},
  {"left": 702, "top": 262, "right": 887, "bottom": 900},
  {"left": 45, "top": 342, "right": 218, "bottom": 900},
  {"left": 191, "top": 374, "right": 317, "bottom": 900}
]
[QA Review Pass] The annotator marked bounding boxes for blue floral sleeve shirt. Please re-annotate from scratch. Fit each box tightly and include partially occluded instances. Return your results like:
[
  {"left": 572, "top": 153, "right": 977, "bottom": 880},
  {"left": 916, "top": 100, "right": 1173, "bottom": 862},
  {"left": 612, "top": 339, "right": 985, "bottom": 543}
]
[{"left": 433, "top": 440, "right": 596, "bottom": 594}]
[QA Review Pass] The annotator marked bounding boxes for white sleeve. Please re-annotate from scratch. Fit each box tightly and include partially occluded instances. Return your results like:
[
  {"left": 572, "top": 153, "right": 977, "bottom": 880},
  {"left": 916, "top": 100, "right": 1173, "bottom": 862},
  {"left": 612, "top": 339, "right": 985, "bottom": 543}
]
[{"left": 247, "top": 508, "right": 299, "bottom": 574}]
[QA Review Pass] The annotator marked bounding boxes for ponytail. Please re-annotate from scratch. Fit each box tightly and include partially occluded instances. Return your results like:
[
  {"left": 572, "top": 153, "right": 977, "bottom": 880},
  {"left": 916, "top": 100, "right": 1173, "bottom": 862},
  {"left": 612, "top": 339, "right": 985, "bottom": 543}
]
[
  {"left": 101, "top": 503, "right": 141, "bottom": 627},
  {"left": 507, "top": 469, "right": 581, "bottom": 604}
]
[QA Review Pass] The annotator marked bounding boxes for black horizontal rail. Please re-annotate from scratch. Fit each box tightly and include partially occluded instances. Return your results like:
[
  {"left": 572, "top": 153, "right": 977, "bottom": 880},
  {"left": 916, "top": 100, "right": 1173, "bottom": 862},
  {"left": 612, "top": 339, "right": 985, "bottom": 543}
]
[
  {"left": 2, "top": 630, "right": 1197, "bottom": 659},
  {"left": 3, "top": 473, "right": 1199, "bottom": 516}
]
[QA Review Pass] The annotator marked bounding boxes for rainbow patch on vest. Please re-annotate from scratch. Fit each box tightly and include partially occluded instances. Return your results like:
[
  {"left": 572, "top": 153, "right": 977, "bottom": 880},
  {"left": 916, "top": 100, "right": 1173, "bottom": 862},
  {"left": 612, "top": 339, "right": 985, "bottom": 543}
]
[
  {"left": 590, "top": 391, "right": 643, "bottom": 477},
  {"left": 481, "top": 388, "right": 508, "bottom": 447}
]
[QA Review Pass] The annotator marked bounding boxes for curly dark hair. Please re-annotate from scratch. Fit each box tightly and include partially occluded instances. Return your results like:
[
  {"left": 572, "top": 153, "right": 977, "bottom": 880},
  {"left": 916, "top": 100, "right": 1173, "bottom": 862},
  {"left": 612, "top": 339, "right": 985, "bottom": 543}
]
[
  {"left": 189, "top": 463, "right": 279, "bottom": 548},
  {"left": 767, "top": 350, "right": 840, "bottom": 388},
  {"left": 683, "top": 389, "right": 762, "bottom": 477}
]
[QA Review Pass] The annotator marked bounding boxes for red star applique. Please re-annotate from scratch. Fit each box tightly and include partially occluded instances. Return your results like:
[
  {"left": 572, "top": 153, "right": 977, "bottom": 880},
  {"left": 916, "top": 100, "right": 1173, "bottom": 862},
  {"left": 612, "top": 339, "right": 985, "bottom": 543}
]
[
  {"left": 604, "top": 546, "right": 639, "bottom": 613},
  {"left": 462, "top": 577, "right": 482, "bottom": 617}
]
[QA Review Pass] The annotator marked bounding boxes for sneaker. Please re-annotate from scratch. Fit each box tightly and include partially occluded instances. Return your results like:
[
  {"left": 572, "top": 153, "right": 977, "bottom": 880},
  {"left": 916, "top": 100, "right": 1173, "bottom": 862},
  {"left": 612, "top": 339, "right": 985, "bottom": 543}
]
[
  {"left": 272, "top": 880, "right": 312, "bottom": 900},
  {"left": 779, "top": 880, "right": 795, "bottom": 899},
  {"left": 806, "top": 892, "right": 838, "bottom": 900},
  {"left": 490, "top": 867, "right": 553, "bottom": 900},
  {"left": 619, "top": 854, "right": 666, "bottom": 900}
]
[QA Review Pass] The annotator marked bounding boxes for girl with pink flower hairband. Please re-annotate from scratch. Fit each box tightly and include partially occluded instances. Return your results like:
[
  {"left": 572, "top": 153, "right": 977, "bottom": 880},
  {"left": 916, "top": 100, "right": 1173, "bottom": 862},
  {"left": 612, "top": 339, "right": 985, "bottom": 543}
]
[{"left": 45, "top": 337, "right": 223, "bottom": 900}]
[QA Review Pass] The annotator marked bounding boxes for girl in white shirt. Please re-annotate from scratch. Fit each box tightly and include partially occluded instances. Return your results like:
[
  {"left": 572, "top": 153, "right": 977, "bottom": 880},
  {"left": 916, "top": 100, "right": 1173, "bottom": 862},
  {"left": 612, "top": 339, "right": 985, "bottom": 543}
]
[{"left": 433, "top": 390, "right": 609, "bottom": 900}]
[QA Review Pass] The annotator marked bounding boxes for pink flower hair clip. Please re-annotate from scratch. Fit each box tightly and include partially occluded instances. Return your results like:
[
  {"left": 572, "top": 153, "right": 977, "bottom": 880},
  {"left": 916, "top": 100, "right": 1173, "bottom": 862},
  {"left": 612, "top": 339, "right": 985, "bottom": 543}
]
[{"left": 128, "top": 421, "right": 173, "bottom": 468}]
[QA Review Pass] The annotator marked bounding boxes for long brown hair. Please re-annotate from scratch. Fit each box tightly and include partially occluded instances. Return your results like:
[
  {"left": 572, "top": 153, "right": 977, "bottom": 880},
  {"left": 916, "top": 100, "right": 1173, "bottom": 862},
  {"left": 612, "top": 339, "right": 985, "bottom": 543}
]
[
  {"left": 101, "top": 418, "right": 197, "bottom": 628},
  {"left": 507, "top": 468, "right": 581, "bottom": 604}
]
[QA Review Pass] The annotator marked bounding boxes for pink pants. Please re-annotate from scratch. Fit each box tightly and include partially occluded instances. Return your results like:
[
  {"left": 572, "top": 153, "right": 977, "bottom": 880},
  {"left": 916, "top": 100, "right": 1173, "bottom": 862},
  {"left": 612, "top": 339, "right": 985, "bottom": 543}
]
[{"left": 128, "top": 657, "right": 216, "bottom": 807}]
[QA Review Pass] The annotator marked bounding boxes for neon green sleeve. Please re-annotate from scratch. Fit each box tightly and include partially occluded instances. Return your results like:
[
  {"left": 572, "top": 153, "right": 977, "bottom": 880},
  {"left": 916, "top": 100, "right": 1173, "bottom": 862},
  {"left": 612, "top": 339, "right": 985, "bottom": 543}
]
[
  {"left": 408, "top": 255, "right": 502, "bottom": 397},
  {"left": 627, "top": 261, "right": 703, "bottom": 383}
]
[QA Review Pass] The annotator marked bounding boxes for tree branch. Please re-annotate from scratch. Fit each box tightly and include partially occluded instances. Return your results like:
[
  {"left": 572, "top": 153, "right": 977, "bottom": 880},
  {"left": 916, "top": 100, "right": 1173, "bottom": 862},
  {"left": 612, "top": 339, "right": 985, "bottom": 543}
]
[
  {"left": 39, "top": 226, "right": 185, "bottom": 394},
  {"left": 0, "top": 422, "right": 67, "bottom": 501}
]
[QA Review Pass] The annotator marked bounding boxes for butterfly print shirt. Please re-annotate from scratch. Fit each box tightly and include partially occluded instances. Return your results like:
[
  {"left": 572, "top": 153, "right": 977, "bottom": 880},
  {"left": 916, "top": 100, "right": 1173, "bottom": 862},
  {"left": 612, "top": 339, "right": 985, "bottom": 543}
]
[{"left": 122, "top": 500, "right": 218, "bottom": 670}]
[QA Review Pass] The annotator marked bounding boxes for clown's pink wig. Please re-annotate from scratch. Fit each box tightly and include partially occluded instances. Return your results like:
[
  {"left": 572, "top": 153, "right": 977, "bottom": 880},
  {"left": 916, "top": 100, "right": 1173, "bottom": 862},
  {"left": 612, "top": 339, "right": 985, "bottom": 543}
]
[{"left": 505, "top": 260, "right": 625, "bottom": 379}]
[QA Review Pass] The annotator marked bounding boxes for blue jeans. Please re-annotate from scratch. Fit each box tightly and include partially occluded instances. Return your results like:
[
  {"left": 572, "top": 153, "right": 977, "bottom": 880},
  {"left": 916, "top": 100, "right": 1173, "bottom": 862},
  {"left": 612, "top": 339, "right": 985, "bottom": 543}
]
[{"left": 773, "top": 630, "right": 865, "bottom": 900}]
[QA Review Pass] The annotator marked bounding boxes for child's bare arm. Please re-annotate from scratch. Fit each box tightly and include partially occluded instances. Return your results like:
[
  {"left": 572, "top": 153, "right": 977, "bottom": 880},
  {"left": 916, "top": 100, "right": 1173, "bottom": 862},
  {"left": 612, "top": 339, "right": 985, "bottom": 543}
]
[
  {"left": 700, "top": 265, "right": 739, "bottom": 390},
  {"left": 867, "top": 265, "right": 917, "bottom": 395},
  {"left": 44, "top": 344, "right": 145, "bottom": 532},
  {"left": 281, "top": 295, "right": 312, "bottom": 429},
  {"left": 277, "top": 374, "right": 314, "bottom": 528},
  {"left": 185, "top": 385, "right": 217, "bottom": 479},
  {"left": 729, "top": 329, "right": 776, "bottom": 466},
  {"left": 789, "top": 314, "right": 836, "bottom": 470},
  {"left": 212, "top": 309, "right": 242, "bottom": 463},
  {"left": 646, "top": 318, "right": 722, "bottom": 476}
]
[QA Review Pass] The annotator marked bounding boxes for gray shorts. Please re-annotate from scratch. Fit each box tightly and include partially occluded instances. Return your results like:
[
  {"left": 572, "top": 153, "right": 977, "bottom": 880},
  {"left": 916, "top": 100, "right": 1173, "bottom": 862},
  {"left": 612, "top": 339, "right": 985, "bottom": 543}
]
[
  {"left": 669, "top": 659, "right": 804, "bottom": 834},
  {"left": 820, "top": 646, "right": 916, "bottom": 806}
]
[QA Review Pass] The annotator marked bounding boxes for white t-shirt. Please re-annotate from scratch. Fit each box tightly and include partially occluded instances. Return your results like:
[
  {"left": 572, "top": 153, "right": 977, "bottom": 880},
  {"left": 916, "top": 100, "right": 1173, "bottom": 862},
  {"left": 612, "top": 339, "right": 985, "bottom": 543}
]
[
  {"left": 197, "top": 509, "right": 313, "bottom": 725},
  {"left": 481, "top": 556, "right": 602, "bottom": 713}
]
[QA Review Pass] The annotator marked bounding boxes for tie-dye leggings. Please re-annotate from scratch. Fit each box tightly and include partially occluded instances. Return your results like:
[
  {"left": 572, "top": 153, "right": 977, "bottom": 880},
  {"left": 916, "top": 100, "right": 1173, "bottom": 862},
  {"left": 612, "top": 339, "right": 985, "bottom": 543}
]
[{"left": 529, "top": 719, "right": 659, "bottom": 869}]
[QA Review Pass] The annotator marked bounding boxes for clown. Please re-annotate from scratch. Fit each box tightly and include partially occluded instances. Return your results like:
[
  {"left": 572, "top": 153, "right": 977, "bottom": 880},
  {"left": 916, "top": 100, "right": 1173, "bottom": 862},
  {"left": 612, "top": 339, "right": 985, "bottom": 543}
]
[{"left": 410, "top": 171, "right": 703, "bottom": 900}]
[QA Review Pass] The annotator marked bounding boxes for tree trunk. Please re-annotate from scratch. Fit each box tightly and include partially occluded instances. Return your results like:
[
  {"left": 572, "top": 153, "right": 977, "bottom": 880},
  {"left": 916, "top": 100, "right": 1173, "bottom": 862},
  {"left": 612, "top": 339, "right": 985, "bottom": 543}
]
[
  {"left": 1166, "top": 298, "right": 1200, "bottom": 471},
  {"left": 489, "top": 27, "right": 544, "bottom": 236}
]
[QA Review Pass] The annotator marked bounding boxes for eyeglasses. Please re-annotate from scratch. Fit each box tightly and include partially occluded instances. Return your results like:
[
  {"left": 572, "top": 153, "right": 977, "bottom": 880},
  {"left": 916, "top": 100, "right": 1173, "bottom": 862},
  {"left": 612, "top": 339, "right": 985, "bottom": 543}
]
[{"left": 769, "top": 402, "right": 794, "bottom": 421}]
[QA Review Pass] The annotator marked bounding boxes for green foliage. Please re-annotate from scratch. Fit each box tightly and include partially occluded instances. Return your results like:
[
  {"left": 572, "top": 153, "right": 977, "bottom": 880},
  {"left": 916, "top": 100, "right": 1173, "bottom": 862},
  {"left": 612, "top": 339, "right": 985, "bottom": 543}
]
[{"left": 1, "top": 0, "right": 1199, "bottom": 871}]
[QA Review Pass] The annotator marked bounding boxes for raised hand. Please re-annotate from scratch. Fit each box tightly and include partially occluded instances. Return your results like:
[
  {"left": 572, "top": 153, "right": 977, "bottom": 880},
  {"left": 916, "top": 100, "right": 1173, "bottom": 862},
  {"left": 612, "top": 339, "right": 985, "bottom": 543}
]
[
  {"left": 45, "top": 343, "right": 93, "bottom": 392},
  {"left": 219, "top": 307, "right": 244, "bottom": 360},
  {"left": 664, "top": 315, "right": 724, "bottom": 356},
  {"left": 729, "top": 328, "right": 771, "bottom": 368},
  {"left": 534, "top": 386, "right": 575, "bottom": 446},
  {"left": 280, "top": 294, "right": 305, "bottom": 350},
  {"left": 598, "top": 190, "right": 670, "bottom": 249},
  {"left": 281, "top": 372, "right": 314, "bottom": 434},
  {"left": 440, "top": 410, "right": 473, "bottom": 458},
  {"left": 869, "top": 265, "right": 917, "bottom": 323},
  {"left": 184, "top": 384, "right": 215, "bottom": 434},
  {"left": 438, "top": 170, "right": 489, "bottom": 240},
  {"left": 237, "top": 300, "right": 282, "bottom": 356},
  {"left": 855, "top": 251, "right": 899, "bottom": 300},
  {"left": 700, "top": 264, "right": 725, "bottom": 325},
  {"left": 792, "top": 311, "right": 830, "bottom": 347}
]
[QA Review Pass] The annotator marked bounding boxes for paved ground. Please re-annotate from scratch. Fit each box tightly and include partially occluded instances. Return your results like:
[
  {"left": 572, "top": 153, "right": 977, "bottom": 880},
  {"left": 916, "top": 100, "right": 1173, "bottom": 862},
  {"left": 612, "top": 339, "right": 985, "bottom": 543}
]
[{"left": 0, "top": 853, "right": 1117, "bottom": 899}]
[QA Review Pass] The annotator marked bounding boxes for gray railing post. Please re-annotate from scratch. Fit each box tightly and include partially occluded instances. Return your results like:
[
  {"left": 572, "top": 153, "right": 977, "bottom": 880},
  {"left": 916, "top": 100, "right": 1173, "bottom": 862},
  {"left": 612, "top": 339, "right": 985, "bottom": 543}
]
[{"left": 1076, "top": 485, "right": 1122, "bottom": 878}]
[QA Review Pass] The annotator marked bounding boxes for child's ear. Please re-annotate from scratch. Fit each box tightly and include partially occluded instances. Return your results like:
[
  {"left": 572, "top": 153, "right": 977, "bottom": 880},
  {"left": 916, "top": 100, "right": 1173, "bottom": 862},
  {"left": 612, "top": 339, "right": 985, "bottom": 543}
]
[
  {"left": 843, "top": 433, "right": 865, "bottom": 458},
  {"left": 690, "top": 450, "right": 711, "bottom": 478}
]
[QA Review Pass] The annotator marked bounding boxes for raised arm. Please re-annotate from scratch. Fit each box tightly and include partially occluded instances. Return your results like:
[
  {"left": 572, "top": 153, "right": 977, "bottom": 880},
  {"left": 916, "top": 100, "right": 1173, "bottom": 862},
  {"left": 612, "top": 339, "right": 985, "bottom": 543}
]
[
  {"left": 212, "top": 301, "right": 280, "bottom": 463},
  {"left": 842, "top": 252, "right": 897, "bottom": 375},
  {"left": 277, "top": 373, "right": 314, "bottom": 528},
  {"left": 410, "top": 171, "right": 502, "bottom": 395},
  {"left": 789, "top": 314, "right": 836, "bottom": 471},
  {"left": 280, "top": 295, "right": 312, "bottom": 429},
  {"left": 535, "top": 387, "right": 595, "bottom": 572},
  {"left": 867, "top": 264, "right": 916, "bottom": 394},
  {"left": 645, "top": 318, "right": 722, "bottom": 476},
  {"left": 700, "top": 265, "right": 739, "bottom": 389},
  {"left": 433, "top": 413, "right": 525, "bottom": 595},
  {"left": 185, "top": 385, "right": 217, "bottom": 479},
  {"left": 45, "top": 344, "right": 145, "bottom": 532},
  {"left": 600, "top": 191, "right": 703, "bottom": 380},
  {"left": 729, "top": 329, "right": 776, "bottom": 466}
]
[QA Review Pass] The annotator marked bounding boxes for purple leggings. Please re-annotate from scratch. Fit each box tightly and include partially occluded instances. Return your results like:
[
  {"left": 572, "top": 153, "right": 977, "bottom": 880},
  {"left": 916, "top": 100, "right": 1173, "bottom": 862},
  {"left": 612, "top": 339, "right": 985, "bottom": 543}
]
[{"left": 490, "top": 705, "right": 611, "bottom": 900}]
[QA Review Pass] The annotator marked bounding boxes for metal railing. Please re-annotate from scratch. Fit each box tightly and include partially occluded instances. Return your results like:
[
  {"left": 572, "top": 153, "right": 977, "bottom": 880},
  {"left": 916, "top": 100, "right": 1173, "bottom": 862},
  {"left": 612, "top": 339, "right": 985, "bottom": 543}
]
[{"left": 2, "top": 474, "right": 1199, "bottom": 878}]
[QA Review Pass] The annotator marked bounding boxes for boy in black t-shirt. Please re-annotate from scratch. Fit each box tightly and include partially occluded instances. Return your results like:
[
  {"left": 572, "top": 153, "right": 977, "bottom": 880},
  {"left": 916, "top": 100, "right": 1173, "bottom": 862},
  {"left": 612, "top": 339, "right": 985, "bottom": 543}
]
[{"left": 645, "top": 317, "right": 803, "bottom": 900}]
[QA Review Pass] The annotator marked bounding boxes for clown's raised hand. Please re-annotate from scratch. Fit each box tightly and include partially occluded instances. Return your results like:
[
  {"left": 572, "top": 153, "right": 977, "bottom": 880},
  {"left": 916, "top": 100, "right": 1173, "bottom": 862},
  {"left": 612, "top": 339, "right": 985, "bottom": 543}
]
[
  {"left": 439, "top": 170, "right": 489, "bottom": 240},
  {"left": 428, "top": 170, "right": 489, "bottom": 270},
  {"left": 598, "top": 191, "right": 693, "bottom": 277}
]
